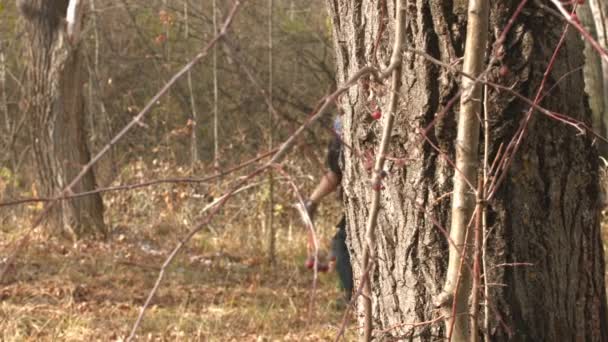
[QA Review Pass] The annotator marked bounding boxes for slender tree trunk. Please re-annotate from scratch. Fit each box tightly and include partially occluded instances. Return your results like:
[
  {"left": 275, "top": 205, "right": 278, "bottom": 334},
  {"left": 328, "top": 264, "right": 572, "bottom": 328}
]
[
  {"left": 267, "top": 0, "right": 276, "bottom": 265},
  {"left": 88, "top": 0, "right": 117, "bottom": 183},
  {"left": 185, "top": 1, "right": 199, "bottom": 166},
  {"left": 326, "top": 1, "right": 608, "bottom": 340},
  {"left": 212, "top": 0, "right": 220, "bottom": 169},
  {"left": 0, "top": 41, "right": 10, "bottom": 168},
  {"left": 20, "top": 0, "right": 105, "bottom": 238}
]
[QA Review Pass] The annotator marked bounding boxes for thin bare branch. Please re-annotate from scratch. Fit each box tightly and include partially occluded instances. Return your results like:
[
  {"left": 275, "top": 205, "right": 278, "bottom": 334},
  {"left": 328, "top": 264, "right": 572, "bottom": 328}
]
[
  {"left": 550, "top": 0, "right": 608, "bottom": 62},
  {"left": 360, "top": 1, "right": 406, "bottom": 340},
  {"left": 440, "top": 0, "right": 489, "bottom": 341},
  {"left": 0, "top": 148, "right": 277, "bottom": 208},
  {"left": 126, "top": 166, "right": 265, "bottom": 341}
]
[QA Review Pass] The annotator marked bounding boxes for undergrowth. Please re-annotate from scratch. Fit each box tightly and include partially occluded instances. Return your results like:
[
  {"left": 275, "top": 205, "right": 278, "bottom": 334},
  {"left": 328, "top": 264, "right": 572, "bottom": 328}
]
[
  {"left": 2, "top": 155, "right": 607, "bottom": 341},
  {"left": 0, "top": 156, "right": 356, "bottom": 341}
]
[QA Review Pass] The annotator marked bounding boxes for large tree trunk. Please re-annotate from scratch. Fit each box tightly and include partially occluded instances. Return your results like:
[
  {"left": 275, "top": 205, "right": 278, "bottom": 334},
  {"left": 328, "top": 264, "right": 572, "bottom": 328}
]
[
  {"left": 20, "top": 0, "right": 105, "bottom": 238},
  {"left": 326, "top": 1, "right": 608, "bottom": 340}
]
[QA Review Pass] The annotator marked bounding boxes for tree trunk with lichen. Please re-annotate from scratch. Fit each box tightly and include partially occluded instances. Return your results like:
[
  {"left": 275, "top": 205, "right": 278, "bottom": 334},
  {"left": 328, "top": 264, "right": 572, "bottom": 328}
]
[
  {"left": 20, "top": 0, "right": 105, "bottom": 238},
  {"left": 326, "top": 0, "right": 608, "bottom": 340}
]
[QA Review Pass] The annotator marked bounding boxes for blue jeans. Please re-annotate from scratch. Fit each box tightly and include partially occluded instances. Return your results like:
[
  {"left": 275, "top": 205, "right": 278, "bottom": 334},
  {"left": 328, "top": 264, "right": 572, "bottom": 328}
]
[{"left": 332, "top": 216, "right": 353, "bottom": 301}]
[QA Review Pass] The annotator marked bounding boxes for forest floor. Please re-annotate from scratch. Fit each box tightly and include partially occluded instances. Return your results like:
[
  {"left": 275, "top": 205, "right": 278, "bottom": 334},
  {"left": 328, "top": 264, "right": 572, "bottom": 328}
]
[
  {"left": 1, "top": 158, "right": 607, "bottom": 341},
  {"left": 0, "top": 224, "right": 356, "bottom": 341},
  {"left": 0, "top": 160, "right": 358, "bottom": 341}
]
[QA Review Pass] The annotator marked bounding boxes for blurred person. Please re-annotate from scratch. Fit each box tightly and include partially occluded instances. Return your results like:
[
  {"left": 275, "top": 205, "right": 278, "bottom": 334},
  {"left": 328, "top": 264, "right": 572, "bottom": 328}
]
[{"left": 299, "top": 116, "right": 353, "bottom": 303}]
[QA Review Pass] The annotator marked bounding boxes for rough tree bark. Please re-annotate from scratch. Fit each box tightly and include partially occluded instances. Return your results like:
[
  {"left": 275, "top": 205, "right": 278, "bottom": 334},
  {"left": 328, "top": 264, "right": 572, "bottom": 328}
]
[
  {"left": 326, "top": 1, "right": 608, "bottom": 340},
  {"left": 19, "top": 0, "right": 105, "bottom": 237}
]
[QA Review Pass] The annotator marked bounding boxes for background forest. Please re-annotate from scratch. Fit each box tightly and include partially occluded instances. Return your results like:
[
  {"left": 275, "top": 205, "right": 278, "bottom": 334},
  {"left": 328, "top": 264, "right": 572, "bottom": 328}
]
[
  {"left": 0, "top": 0, "right": 356, "bottom": 340},
  {"left": 1, "top": 0, "right": 608, "bottom": 341}
]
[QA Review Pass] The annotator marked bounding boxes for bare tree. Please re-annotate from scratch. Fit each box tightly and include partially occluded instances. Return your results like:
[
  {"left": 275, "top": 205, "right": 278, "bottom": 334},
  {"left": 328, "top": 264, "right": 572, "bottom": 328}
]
[
  {"left": 18, "top": 0, "right": 105, "bottom": 237},
  {"left": 212, "top": 0, "right": 219, "bottom": 169},
  {"left": 185, "top": 0, "right": 199, "bottom": 165},
  {"left": 266, "top": 0, "right": 276, "bottom": 264}
]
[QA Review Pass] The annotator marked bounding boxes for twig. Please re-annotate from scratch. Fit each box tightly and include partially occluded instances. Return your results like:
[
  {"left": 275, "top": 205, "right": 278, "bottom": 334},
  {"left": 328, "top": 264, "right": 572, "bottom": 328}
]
[
  {"left": 376, "top": 315, "right": 445, "bottom": 335},
  {"left": 481, "top": 84, "right": 491, "bottom": 342},
  {"left": 121, "top": 170, "right": 314, "bottom": 340},
  {"left": 470, "top": 179, "right": 484, "bottom": 342},
  {"left": 496, "top": 0, "right": 528, "bottom": 46},
  {"left": 0, "top": 147, "right": 277, "bottom": 208},
  {"left": 371, "top": 0, "right": 387, "bottom": 62},
  {"left": 360, "top": 1, "right": 406, "bottom": 340},
  {"left": 550, "top": 0, "right": 608, "bottom": 62},
  {"left": 272, "top": 165, "right": 323, "bottom": 327},
  {"left": 486, "top": 10, "right": 573, "bottom": 200},
  {"left": 334, "top": 260, "right": 376, "bottom": 342},
  {"left": 488, "top": 262, "right": 534, "bottom": 270},
  {"left": 212, "top": 0, "right": 220, "bottom": 169},
  {"left": 266, "top": 0, "right": 275, "bottom": 265},
  {"left": 126, "top": 166, "right": 266, "bottom": 341},
  {"left": 440, "top": 0, "right": 489, "bottom": 341}
]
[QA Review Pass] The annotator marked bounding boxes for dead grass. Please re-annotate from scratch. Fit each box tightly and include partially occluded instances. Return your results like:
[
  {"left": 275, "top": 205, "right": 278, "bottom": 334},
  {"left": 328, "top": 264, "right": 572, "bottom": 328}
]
[
  {"left": 3, "top": 159, "right": 607, "bottom": 341},
  {"left": 0, "top": 159, "right": 357, "bottom": 341},
  {"left": 0, "top": 226, "right": 356, "bottom": 341}
]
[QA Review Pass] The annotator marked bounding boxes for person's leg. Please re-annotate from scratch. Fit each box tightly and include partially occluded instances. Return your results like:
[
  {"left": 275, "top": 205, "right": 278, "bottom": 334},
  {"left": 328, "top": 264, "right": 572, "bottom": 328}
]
[{"left": 331, "top": 216, "right": 353, "bottom": 301}]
